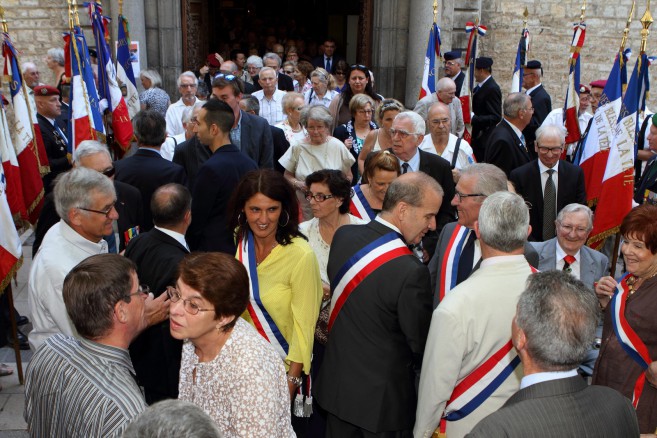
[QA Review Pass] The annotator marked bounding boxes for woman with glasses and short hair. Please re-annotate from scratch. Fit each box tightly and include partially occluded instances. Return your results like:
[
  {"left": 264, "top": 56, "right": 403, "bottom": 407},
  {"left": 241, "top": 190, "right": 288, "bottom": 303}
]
[
  {"left": 357, "top": 99, "right": 404, "bottom": 175},
  {"left": 171, "top": 252, "right": 295, "bottom": 437},
  {"left": 328, "top": 64, "right": 382, "bottom": 132}
]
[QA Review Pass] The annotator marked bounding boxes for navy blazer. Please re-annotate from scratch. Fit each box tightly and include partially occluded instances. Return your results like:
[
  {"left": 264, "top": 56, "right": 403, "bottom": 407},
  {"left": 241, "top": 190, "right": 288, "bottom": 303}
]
[
  {"left": 484, "top": 119, "right": 531, "bottom": 177},
  {"left": 239, "top": 110, "right": 274, "bottom": 169},
  {"left": 523, "top": 84, "right": 552, "bottom": 159},
  {"left": 470, "top": 76, "right": 502, "bottom": 162},
  {"left": 37, "top": 113, "right": 71, "bottom": 193}
]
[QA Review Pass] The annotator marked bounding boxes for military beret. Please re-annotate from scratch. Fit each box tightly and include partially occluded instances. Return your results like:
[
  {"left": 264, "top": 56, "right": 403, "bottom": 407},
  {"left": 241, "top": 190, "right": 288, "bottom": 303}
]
[
  {"left": 33, "top": 85, "right": 60, "bottom": 97},
  {"left": 590, "top": 79, "right": 606, "bottom": 89},
  {"left": 651, "top": 113, "right": 657, "bottom": 127},
  {"left": 526, "top": 60, "right": 542, "bottom": 70},
  {"left": 579, "top": 85, "right": 590, "bottom": 94},
  {"left": 444, "top": 51, "right": 462, "bottom": 61},
  {"left": 88, "top": 48, "right": 98, "bottom": 58},
  {"left": 206, "top": 53, "right": 221, "bottom": 68},
  {"left": 475, "top": 57, "right": 493, "bottom": 69}
]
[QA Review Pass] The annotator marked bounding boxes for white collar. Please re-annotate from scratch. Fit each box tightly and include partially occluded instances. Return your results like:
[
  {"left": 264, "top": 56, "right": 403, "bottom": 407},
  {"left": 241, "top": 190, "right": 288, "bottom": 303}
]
[
  {"left": 537, "top": 159, "right": 559, "bottom": 174},
  {"left": 520, "top": 369, "right": 579, "bottom": 389},
  {"left": 374, "top": 216, "right": 402, "bottom": 235},
  {"left": 480, "top": 254, "right": 526, "bottom": 267},
  {"left": 555, "top": 240, "right": 581, "bottom": 262},
  {"left": 155, "top": 226, "right": 189, "bottom": 251},
  {"left": 525, "top": 83, "right": 542, "bottom": 95},
  {"left": 504, "top": 119, "right": 523, "bottom": 139}
]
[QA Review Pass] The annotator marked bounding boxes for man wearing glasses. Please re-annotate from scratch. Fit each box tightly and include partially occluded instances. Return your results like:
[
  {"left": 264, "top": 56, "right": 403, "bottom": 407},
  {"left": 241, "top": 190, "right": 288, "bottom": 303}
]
[
  {"left": 510, "top": 124, "right": 586, "bottom": 242},
  {"left": 165, "top": 71, "right": 202, "bottom": 136},
  {"left": 443, "top": 51, "right": 465, "bottom": 97},
  {"left": 413, "top": 77, "right": 464, "bottom": 137},
  {"left": 522, "top": 60, "right": 552, "bottom": 158}
]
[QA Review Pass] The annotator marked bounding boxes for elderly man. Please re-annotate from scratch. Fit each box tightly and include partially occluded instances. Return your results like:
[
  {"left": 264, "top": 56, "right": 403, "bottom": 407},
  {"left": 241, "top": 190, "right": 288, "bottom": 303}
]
[
  {"left": 510, "top": 124, "right": 586, "bottom": 241},
  {"left": 390, "top": 111, "right": 456, "bottom": 260},
  {"left": 470, "top": 57, "right": 502, "bottom": 162},
  {"left": 467, "top": 271, "right": 639, "bottom": 436},
  {"left": 444, "top": 51, "right": 465, "bottom": 96},
  {"left": 211, "top": 75, "right": 273, "bottom": 168},
  {"left": 415, "top": 192, "right": 532, "bottom": 438},
  {"left": 165, "top": 71, "right": 202, "bottom": 136},
  {"left": 21, "top": 62, "right": 40, "bottom": 89},
  {"left": 253, "top": 67, "right": 287, "bottom": 125},
  {"left": 419, "top": 102, "right": 474, "bottom": 180},
  {"left": 414, "top": 77, "right": 464, "bottom": 137},
  {"left": 484, "top": 92, "right": 533, "bottom": 177},
  {"left": 522, "top": 60, "right": 552, "bottom": 158},
  {"left": 252, "top": 52, "right": 294, "bottom": 91},
  {"left": 123, "top": 400, "right": 222, "bottom": 438},
  {"left": 25, "top": 254, "right": 148, "bottom": 436},
  {"left": 125, "top": 183, "right": 191, "bottom": 404},
  {"left": 34, "top": 85, "right": 71, "bottom": 193},
  {"left": 316, "top": 172, "right": 442, "bottom": 437}
]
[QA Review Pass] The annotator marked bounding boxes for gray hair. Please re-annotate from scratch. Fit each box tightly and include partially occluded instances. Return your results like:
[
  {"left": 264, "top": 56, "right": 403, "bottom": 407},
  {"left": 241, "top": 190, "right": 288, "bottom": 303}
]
[
  {"left": 246, "top": 55, "right": 263, "bottom": 69},
  {"left": 536, "top": 123, "right": 567, "bottom": 146},
  {"left": 301, "top": 105, "right": 332, "bottom": 129},
  {"left": 556, "top": 203, "right": 593, "bottom": 231},
  {"left": 72, "top": 140, "right": 111, "bottom": 165},
  {"left": 282, "top": 92, "right": 304, "bottom": 113},
  {"left": 395, "top": 111, "right": 426, "bottom": 136},
  {"left": 436, "top": 77, "right": 456, "bottom": 92},
  {"left": 240, "top": 94, "right": 260, "bottom": 113},
  {"left": 262, "top": 52, "right": 282, "bottom": 68},
  {"left": 516, "top": 270, "right": 599, "bottom": 371},
  {"left": 54, "top": 167, "right": 115, "bottom": 223},
  {"left": 21, "top": 61, "right": 37, "bottom": 74},
  {"left": 259, "top": 66, "right": 277, "bottom": 78},
  {"left": 47, "top": 48, "right": 65, "bottom": 66},
  {"left": 382, "top": 171, "right": 443, "bottom": 212},
  {"left": 122, "top": 399, "right": 223, "bottom": 438},
  {"left": 460, "top": 163, "right": 508, "bottom": 198},
  {"left": 478, "top": 191, "right": 529, "bottom": 252},
  {"left": 181, "top": 101, "right": 205, "bottom": 125},
  {"left": 503, "top": 92, "right": 530, "bottom": 118},
  {"left": 176, "top": 71, "right": 197, "bottom": 88},
  {"left": 140, "top": 69, "right": 162, "bottom": 88}
]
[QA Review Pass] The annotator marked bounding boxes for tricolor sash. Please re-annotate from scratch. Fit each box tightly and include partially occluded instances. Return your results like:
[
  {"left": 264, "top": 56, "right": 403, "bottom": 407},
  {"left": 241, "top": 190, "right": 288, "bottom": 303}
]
[
  {"left": 237, "top": 230, "right": 289, "bottom": 360},
  {"left": 438, "top": 224, "right": 472, "bottom": 302},
  {"left": 329, "top": 232, "right": 411, "bottom": 331},
  {"left": 438, "top": 340, "right": 521, "bottom": 435},
  {"left": 349, "top": 185, "right": 376, "bottom": 220},
  {"left": 610, "top": 273, "right": 653, "bottom": 408}
]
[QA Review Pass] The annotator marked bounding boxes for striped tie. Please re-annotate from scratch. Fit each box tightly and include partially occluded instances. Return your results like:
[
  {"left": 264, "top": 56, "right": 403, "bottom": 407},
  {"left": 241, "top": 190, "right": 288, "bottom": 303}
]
[{"left": 543, "top": 169, "right": 556, "bottom": 240}]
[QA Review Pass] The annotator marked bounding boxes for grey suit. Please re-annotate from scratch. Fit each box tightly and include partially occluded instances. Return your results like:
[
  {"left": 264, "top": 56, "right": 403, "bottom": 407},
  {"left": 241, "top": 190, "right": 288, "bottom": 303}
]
[
  {"left": 413, "top": 94, "right": 464, "bottom": 137},
  {"left": 466, "top": 376, "right": 639, "bottom": 437},
  {"left": 238, "top": 110, "right": 274, "bottom": 168}
]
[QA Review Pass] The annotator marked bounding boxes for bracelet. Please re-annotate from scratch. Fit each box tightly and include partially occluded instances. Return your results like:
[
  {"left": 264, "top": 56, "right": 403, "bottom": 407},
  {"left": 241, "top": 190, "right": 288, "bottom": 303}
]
[{"left": 286, "top": 374, "right": 303, "bottom": 387}]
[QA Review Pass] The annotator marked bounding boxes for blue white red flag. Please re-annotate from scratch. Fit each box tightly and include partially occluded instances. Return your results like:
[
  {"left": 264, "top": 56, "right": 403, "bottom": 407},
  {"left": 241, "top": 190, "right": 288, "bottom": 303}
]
[
  {"left": 116, "top": 15, "right": 140, "bottom": 118},
  {"left": 0, "top": 161, "right": 23, "bottom": 291},
  {"left": 511, "top": 27, "right": 529, "bottom": 93},
  {"left": 0, "top": 95, "right": 25, "bottom": 221},
  {"left": 460, "top": 20, "right": 486, "bottom": 143},
  {"left": 563, "top": 22, "right": 586, "bottom": 145}
]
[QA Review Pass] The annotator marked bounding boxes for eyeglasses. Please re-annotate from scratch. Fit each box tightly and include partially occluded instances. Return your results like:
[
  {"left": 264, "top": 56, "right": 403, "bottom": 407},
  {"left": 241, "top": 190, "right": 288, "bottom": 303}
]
[
  {"left": 537, "top": 145, "right": 564, "bottom": 154},
  {"left": 180, "top": 83, "right": 197, "bottom": 88},
  {"left": 357, "top": 109, "right": 373, "bottom": 115},
  {"left": 558, "top": 223, "right": 590, "bottom": 235},
  {"left": 389, "top": 128, "right": 418, "bottom": 139},
  {"left": 334, "top": 71, "right": 345, "bottom": 76},
  {"left": 430, "top": 118, "right": 450, "bottom": 126},
  {"left": 76, "top": 201, "right": 117, "bottom": 217},
  {"left": 305, "top": 192, "right": 334, "bottom": 202},
  {"left": 284, "top": 70, "right": 295, "bottom": 74},
  {"left": 351, "top": 64, "right": 368, "bottom": 69},
  {"left": 101, "top": 166, "right": 115, "bottom": 178},
  {"left": 166, "top": 286, "right": 215, "bottom": 315},
  {"left": 213, "top": 73, "right": 237, "bottom": 81},
  {"left": 123, "top": 284, "right": 150, "bottom": 301},
  {"left": 522, "top": 107, "right": 534, "bottom": 112},
  {"left": 445, "top": 61, "right": 459, "bottom": 67},
  {"left": 454, "top": 191, "right": 486, "bottom": 201}
]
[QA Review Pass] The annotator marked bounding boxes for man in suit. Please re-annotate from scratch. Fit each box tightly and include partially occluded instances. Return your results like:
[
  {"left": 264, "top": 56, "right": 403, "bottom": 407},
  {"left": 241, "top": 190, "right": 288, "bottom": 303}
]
[
  {"left": 33, "top": 140, "right": 143, "bottom": 256},
  {"left": 467, "top": 271, "right": 639, "bottom": 437},
  {"left": 185, "top": 99, "right": 258, "bottom": 253},
  {"left": 34, "top": 85, "right": 71, "bottom": 194},
  {"left": 251, "top": 52, "right": 295, "bottom": 92},
  {"left": 531, "top": 203, "right": 608, "bottom": 376},
  {"left": 635, "top": 113, "right": 657, "bottom": 205},
  {"left": 413, "top": 77, "right": 464, "bottom": 137},
  {"left": 211, "top": 75, "right": 274, "bottom": 168},
  {"left": 114, "top": 110, "right": 187, "bottom": 232},
  {"left": 470, "top": 57, "right": 502, "bottom": 162},
  {"left": 415, "top": 192, "right": 532, "bottom": 437},
  {"left": 316, "top": 172, "right": 442, "bottom": 437},
  {"left": 390, "top": 111, "right": 456, "bottom": 261},
  {"left": 484, "top": 92, "right": 532, "bottom": 177},
  {"left": 444, "top": 51, "right": 465, "bottom": 97},
  {"left": 125, "top": 183, "right": 191, "bottom": 404},
  {"left": 522, "top": 60, "right": 552, "bottom": 159},
  {"left": 172, "top": 103, "right": 212, "bottom": 191},
  {"left": 312, "top": 38, "right": 345, "bottom": 74},
  {"left": 510, "top": 124, "right": 586, "bottom": 241}
]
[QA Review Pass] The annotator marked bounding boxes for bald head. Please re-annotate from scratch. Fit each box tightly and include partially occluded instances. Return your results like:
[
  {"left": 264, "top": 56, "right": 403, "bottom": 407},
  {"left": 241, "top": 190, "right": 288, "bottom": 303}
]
[
  {"left": 220, "top": 61, "right": 238, "bottom": 75},
  {"left": 427, "top": 102, "right": 451, "bottom": 138},
  {"left": 437, "top": 77, "right": 457, "bottom": 104}
]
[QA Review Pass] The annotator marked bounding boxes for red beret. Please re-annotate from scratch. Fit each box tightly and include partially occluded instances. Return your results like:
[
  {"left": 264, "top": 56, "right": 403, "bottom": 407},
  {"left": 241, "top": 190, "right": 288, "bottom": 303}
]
[
  {"left": 589, "top": 80, "right": 606, "bottom": 89},
  {"left": 579, "top": 85, "right": 590, "bottom": 94},
  {"left": 206, "top": 54, "right": 221, "bottom": 68},
  {"left": 33, "top": 85, "right": 60, "bottom": 97}
]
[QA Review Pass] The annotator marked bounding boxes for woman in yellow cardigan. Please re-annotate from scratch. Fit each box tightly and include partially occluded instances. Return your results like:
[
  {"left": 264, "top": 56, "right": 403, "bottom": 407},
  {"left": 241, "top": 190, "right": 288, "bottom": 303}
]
[{"left": 229, "top": 169, "right": 322, "bottom": 408}]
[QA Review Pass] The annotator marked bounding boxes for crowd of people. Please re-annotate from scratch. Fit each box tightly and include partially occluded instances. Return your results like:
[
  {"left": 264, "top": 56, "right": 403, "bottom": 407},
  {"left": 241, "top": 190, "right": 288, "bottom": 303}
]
[{"left": 11, "top": 33, "right": 657, "bottom": 438}]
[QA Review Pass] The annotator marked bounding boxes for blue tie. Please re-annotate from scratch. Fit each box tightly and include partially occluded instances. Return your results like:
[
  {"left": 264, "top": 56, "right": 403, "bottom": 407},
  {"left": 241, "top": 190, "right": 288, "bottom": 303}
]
[
  {"left": 325, "top": 58, "right": 331, "bottom": 72},
  {"left": 473, "top": 85, "right": 481, "bottom": 93},
  {"left": 103, "top": 233, "right": 117, "bottom": 253}
]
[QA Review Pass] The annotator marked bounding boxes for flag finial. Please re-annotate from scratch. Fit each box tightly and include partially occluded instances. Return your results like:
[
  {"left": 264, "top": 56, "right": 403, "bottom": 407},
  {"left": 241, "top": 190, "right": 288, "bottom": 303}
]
[
  {"left": 619, "top": 1, "right": 636, "bottom": 61},
  {"left": 640, "top": 2, "right": 653, "bottom": 54},
  {"left": 0, "top": 7, "right": 8, "bottom": 33},
  {"left": 580, "top": 0, "right": 586, "bottom": 22}
]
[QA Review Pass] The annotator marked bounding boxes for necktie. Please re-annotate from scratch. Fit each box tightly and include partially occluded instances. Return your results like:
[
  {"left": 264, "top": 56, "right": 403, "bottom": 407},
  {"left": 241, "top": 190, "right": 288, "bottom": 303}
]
[
  {"left": 473, "top": 84, "right": 481, "bottom": 93},
  {"left": 103, "top": 233, "right": 117, "bottom": 253},
  {"left": 401, "top": 162, "right": 410, "bottom": 174},
  {"left": 457, "top": 231, "right": 477, "bottom": 284},
  {"left": 543, "top": 169, "right": 556, "bottom": 240},
  {"left": 563, "top": 255, "right": 576, "bottom": 272},
  {"left": 520, "top": 134, "right": 528, "bottom": 153},
  {"left": 326, "top": 57, "right": 331, "bottom": 72}
]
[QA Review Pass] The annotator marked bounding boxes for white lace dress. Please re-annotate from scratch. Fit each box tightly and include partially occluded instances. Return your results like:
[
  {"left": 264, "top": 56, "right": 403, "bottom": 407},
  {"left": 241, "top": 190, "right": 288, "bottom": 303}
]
[{"left": 178, "top": 318, "right": 295, "bottom": 438}]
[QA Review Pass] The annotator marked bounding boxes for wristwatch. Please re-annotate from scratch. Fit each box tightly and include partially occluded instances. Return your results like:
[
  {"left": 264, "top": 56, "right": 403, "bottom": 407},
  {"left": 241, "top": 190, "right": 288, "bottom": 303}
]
[{"left": 286, "top": 374, "right": 303, "bottom": 387}]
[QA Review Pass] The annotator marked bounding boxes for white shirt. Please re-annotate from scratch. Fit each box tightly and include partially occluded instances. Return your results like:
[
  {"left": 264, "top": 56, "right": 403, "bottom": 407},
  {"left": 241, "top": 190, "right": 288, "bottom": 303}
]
[
  {"left": 525, "top": 83, "right": 542, "bottom": 95},
  {"left": 253, "top": 89, "right": 287, "bottom": 125},
  {"left": 520, "top": 369, "right": 579, "bottom": 389},
  {"left": 504, "top": 118, "right": 524, "bottom": 143},
  {"left": 397, "top": 148, "right": 421, "bottom": 173},
  {"left": 28, "top": 220, "right": 108, "bottom": 351},
  {"left": 556, "top": 240, "right": 581, "bottom": 280},
  {"left": 154, "top": 226, "right": 189, "bottom": 251},
  {"left": 538, "top": 159, "right": 559, "bottom": 196},
  {"left": 304, "top": 88, "right": 338, "bottom": 108},
  {"left": 165, "top": 97, "right": 201, "bottom": 136},
  {"left": 419, "top": 133, "right": 475, "bottom": 169},
  {"left": 161, "top": 132, "right": 186, "bottom": 161}
]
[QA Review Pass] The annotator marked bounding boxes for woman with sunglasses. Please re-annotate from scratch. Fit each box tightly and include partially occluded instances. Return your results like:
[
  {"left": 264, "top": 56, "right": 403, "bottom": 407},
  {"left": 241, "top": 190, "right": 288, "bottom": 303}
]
[
  {"left": 276, "top": 92, "right": 307, "bottom": 147},
  {"left": 328, "top": 64, "right": 382, "bottom": 132},
  {"left": 171, "top": 252, "right": 295, "bottom": 437},
  {"left": 332, "top": 60, "right": 349, "bottom": 94},
  {"left": 228, "top": 170, "right": 322, "bottom": 419}
]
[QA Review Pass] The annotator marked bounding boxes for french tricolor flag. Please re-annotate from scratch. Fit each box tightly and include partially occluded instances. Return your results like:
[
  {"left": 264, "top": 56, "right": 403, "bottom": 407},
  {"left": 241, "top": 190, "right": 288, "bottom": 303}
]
[{"left": 418, "top": 23, "right": 441, "bottom": 100}]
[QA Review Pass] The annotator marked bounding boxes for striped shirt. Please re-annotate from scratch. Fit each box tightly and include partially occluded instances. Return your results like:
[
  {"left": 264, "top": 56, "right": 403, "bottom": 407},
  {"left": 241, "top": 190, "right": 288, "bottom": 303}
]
[{"left": 24, "top": 334, "right": 146, "bottom": 438}]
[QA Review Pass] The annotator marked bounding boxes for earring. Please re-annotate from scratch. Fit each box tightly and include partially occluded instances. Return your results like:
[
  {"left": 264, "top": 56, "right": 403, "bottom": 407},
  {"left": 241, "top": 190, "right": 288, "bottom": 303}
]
[
  {"left": 238, "top": 212, "right": 247, "bottom": 226},
  {"left": 279, "top": 210, "right": 290, "bottom": 227}
]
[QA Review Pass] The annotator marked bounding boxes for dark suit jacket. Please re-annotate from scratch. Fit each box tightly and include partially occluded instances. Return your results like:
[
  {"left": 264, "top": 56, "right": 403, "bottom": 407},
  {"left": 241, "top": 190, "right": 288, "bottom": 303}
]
[
  {"left": 523, "top": 84, "right": 552, "bottom": 159},
  {"left": 271, "top": 125, "right": 290, "bottom": 174},
  {"left": 114, "top": 148, "right": 187, "bottom": 232},
  {"left": 635, "top": 156, "right": 657, "bottom": 204},
  {"left": 239, "top": 111, "right": 274, "bottom": 168},
  {"left": 186, "top": 144, "right": 258, "bottom": 253},
  {"left": 37, "top": 113, "right": 71, "bottom": 193},
  {"left": 466, "top": 376, "right": 640, "bottom": 437},
  {"left": 125, "top": 228, "right": 188, "bottom": 403},
  {"left": 31, "top": 180, "right": 143, "bottom": 256},
  {"left": 510, "top": 159, "right": 586, "bottom": 242},
  {"left": 453, "top": 71, "right": 465, "bottom": 97},
  {"left": 172, "top": 136, "right": 213, "bottom": 191},
  {"left": 484, "top": 119, "right": 531, "bottom": 177},
  {"left": 315, "top": 221, "right": 433, "bottom": 433},
  {"left": 252, "top": 72, "right": 295, "bottom": 92},
  {"left": 311, "top": 54, "right": 345, "bottom": 74},
  {"left": 470, "top": 76, "right": 502, "bottom": 162}
]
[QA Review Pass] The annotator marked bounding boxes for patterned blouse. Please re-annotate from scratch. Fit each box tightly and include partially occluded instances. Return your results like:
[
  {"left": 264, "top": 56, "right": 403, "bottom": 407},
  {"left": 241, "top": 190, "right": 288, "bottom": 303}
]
[
  {"left": 139, "top": 87, "right": 170, "bottom": 116},
  {"left": 178, "top": 318, "right": 294, "bottom": 438}
]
